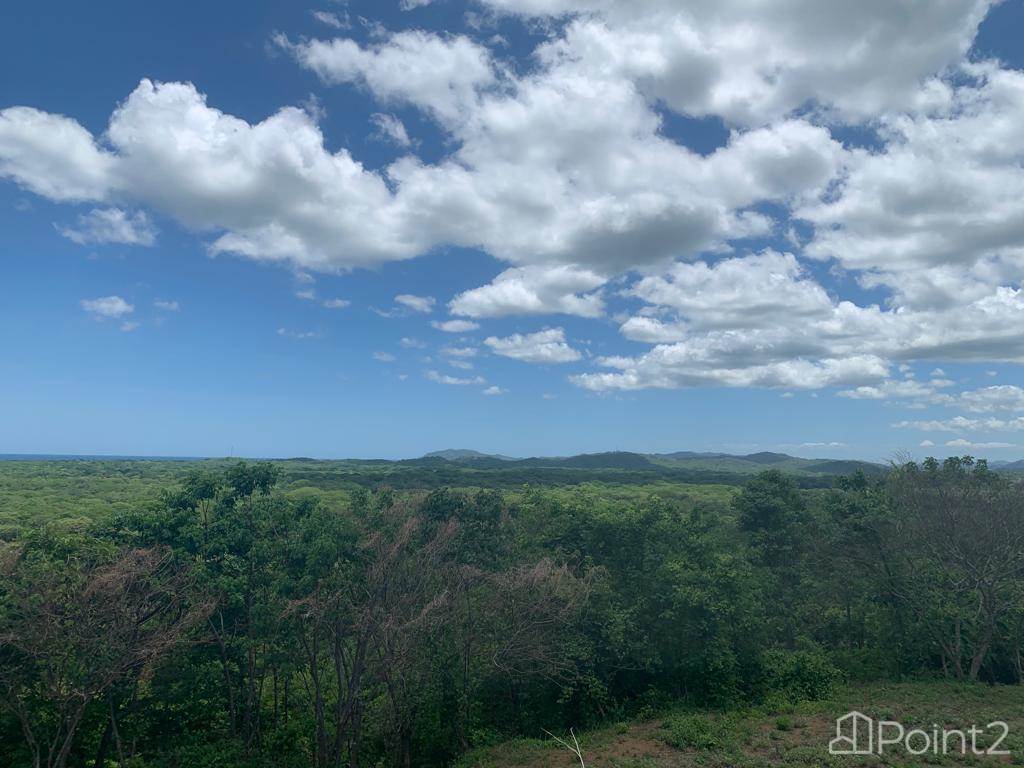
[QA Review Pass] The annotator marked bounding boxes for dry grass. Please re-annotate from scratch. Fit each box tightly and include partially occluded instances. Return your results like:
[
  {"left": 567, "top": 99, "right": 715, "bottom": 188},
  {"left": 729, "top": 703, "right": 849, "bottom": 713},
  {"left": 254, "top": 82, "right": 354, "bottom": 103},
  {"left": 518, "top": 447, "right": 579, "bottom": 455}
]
[{"left": 456, "top": 682, "right": 1024, "bottom": 768}]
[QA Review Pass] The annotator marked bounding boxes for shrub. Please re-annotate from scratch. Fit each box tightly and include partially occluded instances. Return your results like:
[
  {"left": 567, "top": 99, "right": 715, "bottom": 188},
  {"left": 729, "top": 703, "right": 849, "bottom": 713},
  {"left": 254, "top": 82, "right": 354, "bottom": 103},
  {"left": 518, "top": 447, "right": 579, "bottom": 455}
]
[
  {"left": 663, "top": 713, "right": 721, "bottom": 749},
  {"left": 756, "top": 648, "right": 842, "bottom": 703}
]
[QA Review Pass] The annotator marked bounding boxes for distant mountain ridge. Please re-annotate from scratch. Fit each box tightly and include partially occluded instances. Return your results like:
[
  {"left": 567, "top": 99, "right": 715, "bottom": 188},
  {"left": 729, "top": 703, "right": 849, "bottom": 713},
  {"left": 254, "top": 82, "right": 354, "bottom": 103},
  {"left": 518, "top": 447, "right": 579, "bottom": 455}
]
[
  {"left": 424, "top": 449, "right": 517, "bottom": 461},
  {"left": 418, "top": 449, "right": 887, "bottom": 477},
  {"left": 988, "top": 459, "right": 1024, "bottom": 471}
]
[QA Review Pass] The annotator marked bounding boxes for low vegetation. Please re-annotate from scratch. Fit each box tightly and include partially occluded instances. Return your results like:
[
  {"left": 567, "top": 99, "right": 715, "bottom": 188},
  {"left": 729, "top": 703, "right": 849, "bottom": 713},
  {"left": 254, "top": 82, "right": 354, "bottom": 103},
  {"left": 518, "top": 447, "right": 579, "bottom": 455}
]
[{"left": 457, "top": 682, "right": 1024, "bottom": 767}]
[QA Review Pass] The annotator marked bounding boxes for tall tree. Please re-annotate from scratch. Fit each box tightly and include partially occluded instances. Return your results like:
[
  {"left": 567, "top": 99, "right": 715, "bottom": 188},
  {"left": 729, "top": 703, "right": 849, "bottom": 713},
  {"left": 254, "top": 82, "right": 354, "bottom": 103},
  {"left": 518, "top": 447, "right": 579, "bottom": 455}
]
[
  {"left": 733, "top": 470, "right": 812, "bottom": 647},
  {"left": 886, "top": 457, "right": 1024, "bottom": 681},
  {"left": 0, "top": 537, "right": 208, "bottom": 768}
]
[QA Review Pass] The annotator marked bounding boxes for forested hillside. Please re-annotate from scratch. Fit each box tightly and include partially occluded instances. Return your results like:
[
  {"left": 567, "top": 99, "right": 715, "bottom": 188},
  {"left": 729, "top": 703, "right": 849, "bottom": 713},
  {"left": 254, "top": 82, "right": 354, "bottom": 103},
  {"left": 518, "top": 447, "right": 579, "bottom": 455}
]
[{"left": 1, "top": 456, "right": 1022, "bottom": 767}]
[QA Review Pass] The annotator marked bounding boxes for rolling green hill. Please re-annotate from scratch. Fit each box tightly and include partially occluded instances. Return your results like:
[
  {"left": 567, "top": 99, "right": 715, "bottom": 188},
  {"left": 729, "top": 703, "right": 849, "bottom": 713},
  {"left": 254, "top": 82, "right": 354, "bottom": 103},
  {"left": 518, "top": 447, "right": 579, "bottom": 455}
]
[{"left": 427, "top": 449, "right": 887, "bottom": 477}]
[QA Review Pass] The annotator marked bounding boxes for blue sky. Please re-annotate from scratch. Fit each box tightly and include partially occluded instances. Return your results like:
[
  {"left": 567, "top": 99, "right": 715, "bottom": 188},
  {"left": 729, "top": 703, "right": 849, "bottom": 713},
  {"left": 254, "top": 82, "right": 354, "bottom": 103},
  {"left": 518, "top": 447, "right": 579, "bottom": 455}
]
[{"left": 2, "top": 0, "right": 1024, "bottom": 460}]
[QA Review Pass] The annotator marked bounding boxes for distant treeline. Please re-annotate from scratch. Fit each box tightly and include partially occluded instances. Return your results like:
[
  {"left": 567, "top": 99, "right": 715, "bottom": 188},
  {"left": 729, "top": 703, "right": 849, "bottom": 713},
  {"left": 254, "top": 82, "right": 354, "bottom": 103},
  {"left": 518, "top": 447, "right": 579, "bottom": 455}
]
[
  {"left": 1, "top": 456, "right": 1022, "bottom": 768},
  {"left": 284, "top": 449, "right": 887, "bottom": 490},
  {"left": 283, "top": 464, "right": 846, "bottom": 490}
]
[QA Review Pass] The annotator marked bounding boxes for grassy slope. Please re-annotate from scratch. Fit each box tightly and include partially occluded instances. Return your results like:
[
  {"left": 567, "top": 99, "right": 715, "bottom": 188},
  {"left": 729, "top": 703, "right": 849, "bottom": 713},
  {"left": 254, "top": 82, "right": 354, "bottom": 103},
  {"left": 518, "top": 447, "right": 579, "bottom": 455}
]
[{"left": 457, "top": 682, "right": 1024, "bottom": 767}]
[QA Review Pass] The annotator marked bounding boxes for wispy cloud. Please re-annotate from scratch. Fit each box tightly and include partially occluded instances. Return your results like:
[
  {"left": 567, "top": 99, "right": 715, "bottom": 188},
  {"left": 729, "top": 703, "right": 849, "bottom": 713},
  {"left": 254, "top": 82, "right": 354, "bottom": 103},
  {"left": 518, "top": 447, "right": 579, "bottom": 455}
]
[
  {"left": 81, "top": 295, "right": 133, "bottom": 319},
  {"left": 277, "top": 327, "right": 322, "bottom": 339},
  {"left": 370, "top": 113, "right": 414, "bottom": 148},
  {"left": 394, "top": 294, "right": 435, "bottom": 313},
  {"left": 60, "top": 208, "right": 156, "bottom": 246},
  {"left": 311, "top": 9, "right": 349, "bottom": 29},
  {"left": 426, "top": 370, "right": 485, "bottom": 386},
  {"left": 945, "top": 438, "right": 1016, "bottom": 450},
  {"left": 431, "top": 319, "right": 479, "bottom": 333},
  {"left": 441, "top": 345, "right": 476, "bottom": 358}
]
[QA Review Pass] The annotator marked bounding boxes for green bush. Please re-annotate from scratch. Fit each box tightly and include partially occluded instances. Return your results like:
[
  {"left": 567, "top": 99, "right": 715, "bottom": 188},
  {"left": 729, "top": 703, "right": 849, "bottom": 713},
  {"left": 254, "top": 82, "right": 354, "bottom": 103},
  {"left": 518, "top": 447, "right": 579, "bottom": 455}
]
[
  {"left": 684, "top": 647, "right": 744, "bottom": 707},
  {"left": 662, "top": 713, "right": 721, "bottom": 749},
  {"left": 756, "top": 648, "right": 842, "bottom": 703}
]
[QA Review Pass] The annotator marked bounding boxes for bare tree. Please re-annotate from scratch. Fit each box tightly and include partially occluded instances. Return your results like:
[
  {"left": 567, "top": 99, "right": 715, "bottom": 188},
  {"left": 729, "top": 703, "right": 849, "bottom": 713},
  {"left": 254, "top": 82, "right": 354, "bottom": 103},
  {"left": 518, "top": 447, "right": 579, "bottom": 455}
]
[
  {"left": 489, "top": 559, "right": 591, "bottom": 682},
  {"left": 0, "top": 544, "right": 210, "bottom": 768},
  {"left": 372, "top": 514, "right": 458, "bottom": 768},
  {"left": 283, "top": 504, "right": 458, "bottom": 768}
]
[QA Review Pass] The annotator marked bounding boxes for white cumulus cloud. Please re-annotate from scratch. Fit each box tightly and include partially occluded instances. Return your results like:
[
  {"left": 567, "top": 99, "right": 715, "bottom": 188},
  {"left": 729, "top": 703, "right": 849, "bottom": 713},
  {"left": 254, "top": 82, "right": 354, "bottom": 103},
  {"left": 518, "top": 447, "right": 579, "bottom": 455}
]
[
  {"left": 5, "top": 3, "right": 1024, "bottom": 398},
  {"left": 451, "top": 265, "right": 606, "bottom": 319},
  {"left": 282, "top": 30, "right": 495, "bottom": 124},
  {"left": 485, "top": 328, "right": 581, "bottom": 364}
]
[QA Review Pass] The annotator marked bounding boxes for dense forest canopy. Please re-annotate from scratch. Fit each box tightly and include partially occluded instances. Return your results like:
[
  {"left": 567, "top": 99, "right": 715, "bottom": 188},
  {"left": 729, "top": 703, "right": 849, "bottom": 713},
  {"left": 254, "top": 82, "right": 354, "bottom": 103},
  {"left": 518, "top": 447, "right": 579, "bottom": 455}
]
[{"left": 1, "top": 455, "right": 1022, "bottom": 767}]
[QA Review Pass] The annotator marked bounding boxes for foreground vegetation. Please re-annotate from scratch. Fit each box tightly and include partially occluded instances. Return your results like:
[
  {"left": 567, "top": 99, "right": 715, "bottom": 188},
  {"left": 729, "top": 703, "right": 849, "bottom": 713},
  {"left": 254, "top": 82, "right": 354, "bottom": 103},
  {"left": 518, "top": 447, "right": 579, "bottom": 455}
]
[
  {"left": 459, "top": 681, "right": 1024, "bottom": 767},
  {"left": 0, "top": 456, "right": 1022, "bottom": 767}
]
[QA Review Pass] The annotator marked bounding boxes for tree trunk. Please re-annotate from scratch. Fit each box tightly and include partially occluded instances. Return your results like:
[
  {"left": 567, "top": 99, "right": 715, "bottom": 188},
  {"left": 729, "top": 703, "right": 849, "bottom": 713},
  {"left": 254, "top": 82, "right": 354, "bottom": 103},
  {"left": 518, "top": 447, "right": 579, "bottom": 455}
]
[
  {"left": 969, "top": 633, "right": 993, "bottom": 682},
  {"left": 348, "top": 697, "right": 362, "bottom": 768},
  {"left": 109, "top": 697, "right": 126, "bottom": 767},
  {"left": 211, "top": 614, "right": 238, "bottom": 736},
  {"left": 52, "top": 702, "right": 88, "bottom": 768},
  {"left": 91, "top": 716, "right": 113, "bottom": 768}
]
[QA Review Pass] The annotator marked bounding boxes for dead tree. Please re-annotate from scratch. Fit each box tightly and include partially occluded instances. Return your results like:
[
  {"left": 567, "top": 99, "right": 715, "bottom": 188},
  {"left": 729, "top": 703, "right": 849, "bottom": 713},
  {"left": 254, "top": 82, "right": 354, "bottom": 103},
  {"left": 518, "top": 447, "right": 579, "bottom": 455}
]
[
  {"left": 0, "top": 544, "right": 210, "bottom": 768},
  {"left": 283, "top": 505, "right": 458, "bottom": 768}
]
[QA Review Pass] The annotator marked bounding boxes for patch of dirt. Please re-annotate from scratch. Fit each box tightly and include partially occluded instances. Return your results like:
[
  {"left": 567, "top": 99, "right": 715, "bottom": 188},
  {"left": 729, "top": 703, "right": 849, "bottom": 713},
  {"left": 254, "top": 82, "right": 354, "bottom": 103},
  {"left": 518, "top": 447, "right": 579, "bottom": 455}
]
[{"left": 586, "top": 722, "right": 682, "bottom": 762}]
